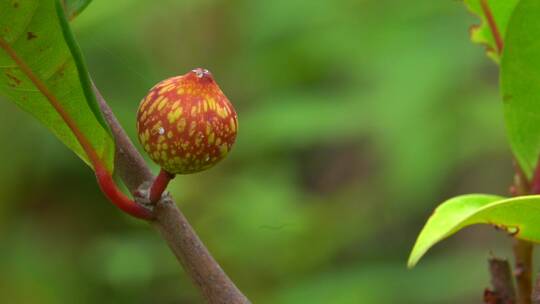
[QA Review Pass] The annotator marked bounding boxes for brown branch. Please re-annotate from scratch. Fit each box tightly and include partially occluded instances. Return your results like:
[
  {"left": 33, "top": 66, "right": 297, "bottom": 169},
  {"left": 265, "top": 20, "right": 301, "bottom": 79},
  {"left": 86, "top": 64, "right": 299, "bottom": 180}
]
[
  {"left": 529, "top": 175, "right": 540, "bottom": 303},
  {"left": 532, "top": 272, "right": 540, "bottom": 304},
  {"left": 93, "top": 82, "right": 250, "bottom": 304},
  {"left": 514, "top": 240, "right": 533, "bottom": 304},
  {"left": 485, "top": 258, "right": 516, "bottom": 304},
  {"left": 510, "top": 160, "right": 534, "bottom": 304},
  {"left": 530, "top": 155, "right": 540, "bottom": 197}
]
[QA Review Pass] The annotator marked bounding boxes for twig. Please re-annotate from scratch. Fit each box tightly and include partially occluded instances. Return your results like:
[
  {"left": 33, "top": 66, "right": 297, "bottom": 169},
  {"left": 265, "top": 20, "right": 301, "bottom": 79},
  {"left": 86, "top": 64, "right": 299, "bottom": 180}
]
[
  {"left": 530, "top": 161, "right": 540, "bottom": 303},
  {"left": 514, "top": 240, "right": 533, "bottom": 304},
  {"left": 513, "top": 155, "right": 540, "bottom": 304},
  {"left": 532, "top": 272, "right": 540, "bottom": 304},
  {"left": 530, "top": 155, "right": 540, "bottom": 197},
  {"left": 486, "top": 258, "right": 516, "bottom": 303},
  {"left": 152, "top": 197, "right": 248, "bottom": 303},
  {"left": 93, "top": 82, "right": 250, "bottom": 304},
  {"left": 509, "top": 160, "right": 534, "bottom": 304},
  {"left": 150, "top": 169, "right": 175, "bottom": 203}
]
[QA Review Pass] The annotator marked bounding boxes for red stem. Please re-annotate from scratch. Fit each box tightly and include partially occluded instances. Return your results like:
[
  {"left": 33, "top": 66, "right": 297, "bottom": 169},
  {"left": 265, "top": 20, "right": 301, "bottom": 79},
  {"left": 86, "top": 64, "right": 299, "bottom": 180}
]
[
  {"left": 95, "top": 165, "right": 153, "bottom": 219},
  {"left": 150, "top": 169, "right": 175, "bottom": 203},
  {"left": 0, "top": 36, "right": 151, "bottom": 220},
  {"left": 480, "top": 0, "right": 504, "bottom": 54},
  {"left": 530, "top": 156, "right": 540, "bottom": 194}
]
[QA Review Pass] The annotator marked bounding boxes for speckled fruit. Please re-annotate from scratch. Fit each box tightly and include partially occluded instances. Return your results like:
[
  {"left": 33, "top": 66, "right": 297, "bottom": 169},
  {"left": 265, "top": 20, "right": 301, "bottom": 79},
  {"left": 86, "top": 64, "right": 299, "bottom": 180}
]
[{"left": 136, "top": 68, "right": 238, "bottom": 174}]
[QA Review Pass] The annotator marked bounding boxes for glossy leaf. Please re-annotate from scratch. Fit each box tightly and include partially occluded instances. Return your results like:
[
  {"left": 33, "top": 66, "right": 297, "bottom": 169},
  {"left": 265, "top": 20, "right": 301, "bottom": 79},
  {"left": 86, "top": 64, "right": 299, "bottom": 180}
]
[
  {"left": 463, "top": 0, "right": 519, "bottom": 62},
  {"left": 501, "top": 0, "right": 540, "bottom": 179},
  {"left": 0, "top": 0, "right": 114, "bottom": 171},
  {"left": 62, "top": 0, "right": 93, "bottom": 21},
  {"left": 408, "top": 194, "right": 540, "bottom": 267}
]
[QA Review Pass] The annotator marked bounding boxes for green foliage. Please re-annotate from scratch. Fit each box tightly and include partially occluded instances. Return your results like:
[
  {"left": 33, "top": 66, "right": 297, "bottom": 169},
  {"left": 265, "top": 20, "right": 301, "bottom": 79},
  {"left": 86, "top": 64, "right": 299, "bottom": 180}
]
[
  {"left": 464, "top": 0, "right": 519, "bottom": 62},
  {"left": 409, "top": 194, "right": 540, "bottom": 267},
  {"left": 501, "top": 0, "right": 540, "bottom": 179},
  {"left": 0, "top": 0, "right": 510, "bottom": 302},
  {"left": 0, "top": 0, "right": 114, "bottom": 171},
  {"left": 409, "top": 0, "right": 540, "bottom": 268},
  {"left": 409, "top": 195, "right": 496, "bottom": 266}
]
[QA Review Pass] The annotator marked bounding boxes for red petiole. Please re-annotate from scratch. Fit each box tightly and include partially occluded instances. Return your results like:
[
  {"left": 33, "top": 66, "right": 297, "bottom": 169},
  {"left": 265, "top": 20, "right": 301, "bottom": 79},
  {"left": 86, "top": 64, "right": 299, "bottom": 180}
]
[
  {"left": 149, "top": 169, "right": 176, "bottom": 203},
  {"left": 480, "top": 0, "right": 504, "bottom": 54}
]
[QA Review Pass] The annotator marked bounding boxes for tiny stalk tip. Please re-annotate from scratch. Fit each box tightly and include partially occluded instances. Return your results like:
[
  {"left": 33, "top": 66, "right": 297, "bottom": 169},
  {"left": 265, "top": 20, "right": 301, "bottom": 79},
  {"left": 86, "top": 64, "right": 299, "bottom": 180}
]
[{"left": 149, "top": 169, "right": 176, "bottom": 203}]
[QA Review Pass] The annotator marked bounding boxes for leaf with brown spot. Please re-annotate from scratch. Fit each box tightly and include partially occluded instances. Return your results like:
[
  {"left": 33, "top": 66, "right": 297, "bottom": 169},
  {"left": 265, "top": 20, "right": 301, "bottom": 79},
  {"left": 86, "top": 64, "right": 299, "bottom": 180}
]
[
  {"left": 0, "top": 0, "right": 114, "bottom": 171},
  {"left": 26, "top": 31, "right": 37, "bottom": 40},
  {"left": 408, "top": 194, "right": 540, "bottom": 267}
]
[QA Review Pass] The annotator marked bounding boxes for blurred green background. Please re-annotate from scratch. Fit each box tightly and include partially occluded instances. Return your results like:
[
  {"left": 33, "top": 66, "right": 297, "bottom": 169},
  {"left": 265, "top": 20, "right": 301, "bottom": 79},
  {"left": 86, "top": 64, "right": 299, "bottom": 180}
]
[{"left": 0, "top": 0, "right": 521, "bottom": 303}]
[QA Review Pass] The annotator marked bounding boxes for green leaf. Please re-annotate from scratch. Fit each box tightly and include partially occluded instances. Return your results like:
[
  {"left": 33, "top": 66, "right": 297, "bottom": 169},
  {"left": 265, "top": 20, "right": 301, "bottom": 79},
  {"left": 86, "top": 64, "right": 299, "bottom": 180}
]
[
  {"left": 501, "top": 0, "right": 540, "bottom": 179},
  {"left": 408, "top": 194, "right": 540, "bottom": 268},
  {"left": 463, "top": 0, "right": 519, "bottom": 62},
  {"left": 62, "top": 0, "right": 93, "bottom": 21},
  {"left": 0, "top": 0, "right": 114, "bottom": 171}
]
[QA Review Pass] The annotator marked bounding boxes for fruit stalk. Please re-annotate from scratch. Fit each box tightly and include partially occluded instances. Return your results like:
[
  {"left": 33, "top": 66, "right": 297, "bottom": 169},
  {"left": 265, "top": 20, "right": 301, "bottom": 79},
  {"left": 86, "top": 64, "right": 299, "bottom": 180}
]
[{"left": 149, "top": 169, "right": 176, "bottom": 203}]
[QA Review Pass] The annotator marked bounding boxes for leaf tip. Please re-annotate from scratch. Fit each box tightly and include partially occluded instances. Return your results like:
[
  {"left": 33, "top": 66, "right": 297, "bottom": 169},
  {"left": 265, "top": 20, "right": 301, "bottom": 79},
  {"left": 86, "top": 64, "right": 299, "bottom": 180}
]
[
  {"left": 406, "top": 258, "right": 417, "bottom": 269},
  {"left": 407, "top": 243, "right": 427, "bottom": 269}
]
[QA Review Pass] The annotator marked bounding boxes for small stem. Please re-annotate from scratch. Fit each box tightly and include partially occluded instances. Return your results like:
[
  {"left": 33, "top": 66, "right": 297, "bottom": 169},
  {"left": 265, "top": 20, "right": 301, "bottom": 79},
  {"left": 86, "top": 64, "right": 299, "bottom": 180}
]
[
  {"left": 150, "top": 169, "right": 175, "bottom": 203},
  {"left": 511, "top": 161, "right": 534, "bottom": 304},
  {"left": 511, "top": 166, "right": 530, "bottom": 197},
  {"left": 480, "top": 0, "right": 504, "bottom": 54},
  {"left": 95, "top": 165, "right": 153, "bottom": 220},
  {"left": 529, "top": 156, "right": 540, "bottom": 194},
  {"left": 486, "top": 258, "right": 516, "bottom": 303},
  {"left": 532, "top": 272, "right": 540, "bottom": 304},
  {"left": 512, "top": 157, "right": 540, "bottom": 304},
  {"left": 514, "top": 240, "right": 533, "bottom": 304}
]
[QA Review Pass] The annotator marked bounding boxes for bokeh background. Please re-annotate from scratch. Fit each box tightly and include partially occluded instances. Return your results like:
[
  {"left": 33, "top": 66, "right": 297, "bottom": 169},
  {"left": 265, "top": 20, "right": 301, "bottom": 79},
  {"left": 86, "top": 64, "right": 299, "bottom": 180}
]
[{"left": 0, "top": 0, "right": 521, "bottom": 303}]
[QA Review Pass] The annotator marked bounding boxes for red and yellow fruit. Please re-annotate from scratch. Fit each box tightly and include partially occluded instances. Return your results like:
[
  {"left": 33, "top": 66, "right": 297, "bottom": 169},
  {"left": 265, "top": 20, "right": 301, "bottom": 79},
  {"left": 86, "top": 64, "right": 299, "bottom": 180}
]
[{"left": 136, "top": 68, "right": 238, "bottom": 174}]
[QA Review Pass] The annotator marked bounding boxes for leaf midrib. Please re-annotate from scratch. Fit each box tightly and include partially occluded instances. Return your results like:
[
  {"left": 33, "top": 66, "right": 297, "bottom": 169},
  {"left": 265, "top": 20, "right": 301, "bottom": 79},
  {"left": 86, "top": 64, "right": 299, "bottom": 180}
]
[{"left": 0, "top": 35, "right": 100, "bottom": 167}]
